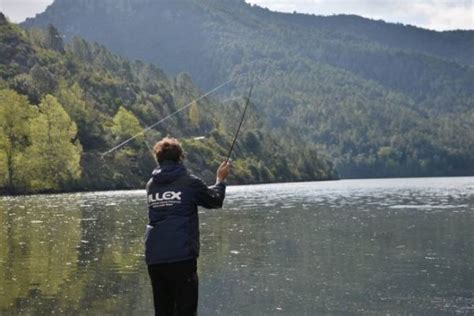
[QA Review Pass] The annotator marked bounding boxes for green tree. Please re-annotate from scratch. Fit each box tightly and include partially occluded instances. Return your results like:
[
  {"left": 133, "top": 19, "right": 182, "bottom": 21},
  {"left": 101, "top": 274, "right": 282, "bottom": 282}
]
[
  {"left": 30, "top": 64, "right": 57, "bottom": 97},
  {"left": 0, "top": 89, "right": 32, "bottom": 191},
  {"left": 111, "top": 106, "right": 143, "bottom": 143},
  {"left": 56, "top": 82, "right": 104, "bottom": 149},
  {"left": 45, "top": 24, "right": 64, "bottom": 52},
  {"left": 11, "top": 73, "right": 41, "bottom": 104},
  {"left": 25, "top": 95, "right": 82, "bottom": 190},
  {"left": 106, "top": 107, "right": 147, "bottom": 188}
]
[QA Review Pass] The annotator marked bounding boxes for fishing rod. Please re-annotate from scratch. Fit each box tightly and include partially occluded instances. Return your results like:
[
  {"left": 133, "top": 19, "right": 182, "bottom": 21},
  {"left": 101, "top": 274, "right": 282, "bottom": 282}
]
[
  {"left": 101, "top": 73, "right": 252, "bottom": 157},
  {"left": 226, "top": 83, "right": 254, "bottom": 162}
]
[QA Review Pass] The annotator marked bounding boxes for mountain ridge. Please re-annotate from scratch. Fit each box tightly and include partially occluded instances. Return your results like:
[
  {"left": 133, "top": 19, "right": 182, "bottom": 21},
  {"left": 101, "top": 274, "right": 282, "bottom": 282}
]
[{"left": 22, "top": 0, "right": 474, "bottom": 67}]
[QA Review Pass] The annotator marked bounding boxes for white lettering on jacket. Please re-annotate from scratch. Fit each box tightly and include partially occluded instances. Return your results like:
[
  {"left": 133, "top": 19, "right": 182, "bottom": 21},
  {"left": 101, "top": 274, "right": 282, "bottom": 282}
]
[{"left": 148, "top": 191, "right": 182, "bottom": 203}]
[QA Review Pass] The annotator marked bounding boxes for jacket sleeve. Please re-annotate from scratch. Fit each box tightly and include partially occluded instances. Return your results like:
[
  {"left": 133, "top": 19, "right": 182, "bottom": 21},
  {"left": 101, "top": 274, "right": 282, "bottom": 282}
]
[{"left": 192, "top": 177, "right": 226, "bottom": 209}]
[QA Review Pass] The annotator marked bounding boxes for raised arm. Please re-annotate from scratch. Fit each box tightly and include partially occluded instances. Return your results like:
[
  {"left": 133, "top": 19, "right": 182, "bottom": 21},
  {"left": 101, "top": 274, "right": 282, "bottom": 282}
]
[{"left": 193, "top": 161, "right": 231, "bottom": 209}]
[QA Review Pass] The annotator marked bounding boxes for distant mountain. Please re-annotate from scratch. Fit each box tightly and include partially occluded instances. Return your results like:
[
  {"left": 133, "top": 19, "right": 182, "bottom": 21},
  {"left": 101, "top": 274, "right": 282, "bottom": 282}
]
[
  {"left": 270, "top": 13, "right": 474, "bottom": 67},
  {"left": 21, "top": 0, "right": 474, "bottom": 177}
]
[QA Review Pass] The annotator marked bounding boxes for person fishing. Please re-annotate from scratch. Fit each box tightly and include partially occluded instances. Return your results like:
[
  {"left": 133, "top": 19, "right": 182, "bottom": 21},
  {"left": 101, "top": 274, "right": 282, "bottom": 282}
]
[
  {"left": 100, "top": 76, "right": 252, "bottom": 314},
  {"left": 145, "top": 136, "right": 231, "bottom": 315}
]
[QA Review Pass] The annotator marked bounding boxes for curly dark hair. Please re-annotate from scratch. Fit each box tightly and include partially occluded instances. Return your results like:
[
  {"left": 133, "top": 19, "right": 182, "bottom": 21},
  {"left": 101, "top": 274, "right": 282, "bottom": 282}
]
[{"left": 153, "top": 137, "right": 184, "bottom": 163}]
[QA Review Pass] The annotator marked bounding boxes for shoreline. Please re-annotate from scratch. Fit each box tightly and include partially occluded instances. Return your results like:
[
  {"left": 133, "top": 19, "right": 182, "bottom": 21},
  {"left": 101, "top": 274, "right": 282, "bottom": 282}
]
[{"left": 2, "top": 174, "right": 474, "bottom": 197}]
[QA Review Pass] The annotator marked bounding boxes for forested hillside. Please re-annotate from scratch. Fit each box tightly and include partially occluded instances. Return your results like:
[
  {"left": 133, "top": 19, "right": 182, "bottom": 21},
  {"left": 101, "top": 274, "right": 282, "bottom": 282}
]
[
  {"left": 0, "top": 14, "right": 336, "bottom": 194},
  {"left": 21, "top": 0, "right": 474, "bottom": 178}
]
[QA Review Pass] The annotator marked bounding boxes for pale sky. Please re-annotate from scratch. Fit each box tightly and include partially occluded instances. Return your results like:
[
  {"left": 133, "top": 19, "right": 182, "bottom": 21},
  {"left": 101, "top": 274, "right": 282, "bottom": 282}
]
[{"left": 1, "top": 0, "right": 473, "bottom": 31}]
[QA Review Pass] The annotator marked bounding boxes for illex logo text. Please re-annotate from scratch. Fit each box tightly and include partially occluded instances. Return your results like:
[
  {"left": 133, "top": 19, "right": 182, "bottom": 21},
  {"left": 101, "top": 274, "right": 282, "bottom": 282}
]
[{"left": 148, "top": 191, "right": 182, "bottom": 208}]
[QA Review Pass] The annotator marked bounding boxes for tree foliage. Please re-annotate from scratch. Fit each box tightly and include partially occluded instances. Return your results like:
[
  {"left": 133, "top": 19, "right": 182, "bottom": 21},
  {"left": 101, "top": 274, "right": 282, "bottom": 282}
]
[
  {"left": 0, "top": 89, "right": 33, "bottom": 191},
  {"left": 111, "top": 106, "right": 143, "bottom": 144},
  {"left": 0, "top": 17, "right": 336, "bottom": 193},
  {"left": 19, "top": 0, "right": 474, "bottom": 178},
  {"left": 24, "top": 95, "right": 82, "bottom": 191}
]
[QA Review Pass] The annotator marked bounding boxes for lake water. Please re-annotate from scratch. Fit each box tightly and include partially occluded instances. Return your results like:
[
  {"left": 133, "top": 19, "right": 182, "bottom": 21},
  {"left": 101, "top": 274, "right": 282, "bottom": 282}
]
[{"left": 1, "top": 177, "right": 473, "bottom": 315}]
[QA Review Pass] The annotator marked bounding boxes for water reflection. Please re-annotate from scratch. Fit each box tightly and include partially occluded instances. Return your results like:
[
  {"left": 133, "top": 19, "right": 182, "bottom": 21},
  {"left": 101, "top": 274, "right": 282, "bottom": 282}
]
[
  {"left": 1, "top": 177, "right": 473, "bottom": 315},
  {"left": 0, "top": 192, "right": 149, "bottom": 314}
]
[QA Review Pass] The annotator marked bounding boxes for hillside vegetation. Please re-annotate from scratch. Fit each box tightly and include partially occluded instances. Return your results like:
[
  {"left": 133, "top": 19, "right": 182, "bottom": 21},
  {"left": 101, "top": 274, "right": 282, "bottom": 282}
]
[
  {"left": 21, "top": 0, "right": 474, "bottom": 178},
  {"left": 0, "top": 15, "right": 336, "bottom": 194}
]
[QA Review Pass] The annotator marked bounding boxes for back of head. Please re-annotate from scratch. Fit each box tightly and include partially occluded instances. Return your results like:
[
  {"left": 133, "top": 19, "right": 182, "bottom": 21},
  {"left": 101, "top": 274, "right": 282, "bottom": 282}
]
[{"left": 153, "top": 137, "right": 184, "bottom": 164}]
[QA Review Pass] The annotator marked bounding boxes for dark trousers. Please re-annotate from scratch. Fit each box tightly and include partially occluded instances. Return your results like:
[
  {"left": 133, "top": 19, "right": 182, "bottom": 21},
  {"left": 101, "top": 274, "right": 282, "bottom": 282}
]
[{"left": 147, "top": 259, "right": 198, "bottom": 316}]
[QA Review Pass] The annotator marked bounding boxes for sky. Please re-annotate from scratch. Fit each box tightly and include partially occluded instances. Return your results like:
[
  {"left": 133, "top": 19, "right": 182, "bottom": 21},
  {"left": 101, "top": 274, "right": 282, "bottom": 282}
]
[{"left": 1, "top": 0, "right": 473, "bottom": 31}]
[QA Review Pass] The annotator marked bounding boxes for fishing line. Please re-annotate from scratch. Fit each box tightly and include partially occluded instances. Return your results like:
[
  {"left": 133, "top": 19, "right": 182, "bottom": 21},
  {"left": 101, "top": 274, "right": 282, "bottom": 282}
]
[{"left": 101, "top": 72, "right": 250, "bottom": 157}]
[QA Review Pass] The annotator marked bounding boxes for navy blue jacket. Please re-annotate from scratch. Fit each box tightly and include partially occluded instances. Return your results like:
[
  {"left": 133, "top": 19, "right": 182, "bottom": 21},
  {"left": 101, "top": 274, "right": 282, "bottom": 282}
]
[{"left": 145, "top": 161, "right": 226, "bottom": 265}]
